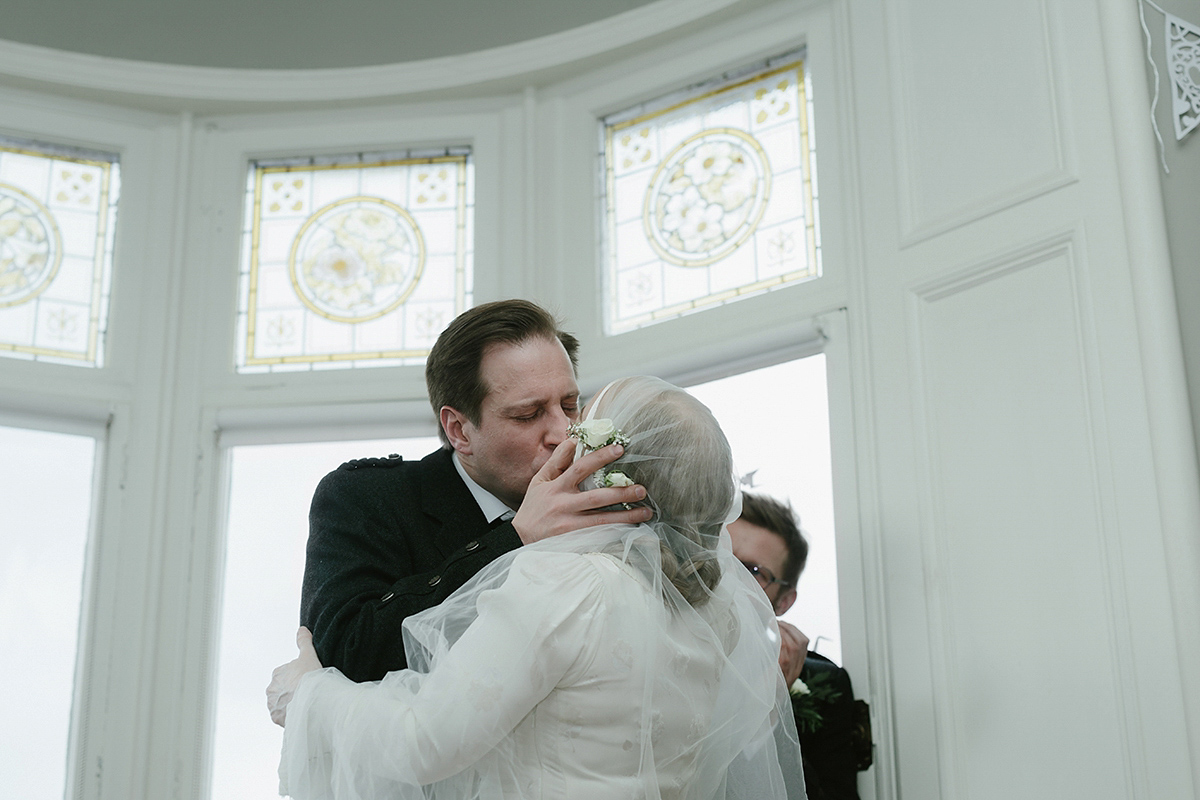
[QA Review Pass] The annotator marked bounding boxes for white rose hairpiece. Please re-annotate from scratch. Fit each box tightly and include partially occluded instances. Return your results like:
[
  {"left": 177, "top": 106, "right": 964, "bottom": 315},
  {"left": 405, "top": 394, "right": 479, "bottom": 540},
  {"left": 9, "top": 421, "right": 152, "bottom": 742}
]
[
  {"left": 569, "top": 418, "right": 629, "bottom": 450},
  {"left": 568, "top": 419, "right": 633, "bottom": 489}
]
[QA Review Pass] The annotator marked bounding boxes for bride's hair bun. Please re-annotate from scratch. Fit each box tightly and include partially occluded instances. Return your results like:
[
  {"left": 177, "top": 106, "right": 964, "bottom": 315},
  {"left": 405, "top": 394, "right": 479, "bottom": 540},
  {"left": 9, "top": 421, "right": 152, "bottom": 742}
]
[{"left": 595, "top": 377, "right": 735, "bottom": 606}]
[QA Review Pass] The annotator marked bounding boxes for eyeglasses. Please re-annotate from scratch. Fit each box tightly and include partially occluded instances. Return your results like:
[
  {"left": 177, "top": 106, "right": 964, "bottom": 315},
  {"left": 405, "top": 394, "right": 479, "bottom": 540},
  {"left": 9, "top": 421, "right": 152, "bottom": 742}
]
[{"left": 739, "top": 560, "right": 789, "bottom": 588}]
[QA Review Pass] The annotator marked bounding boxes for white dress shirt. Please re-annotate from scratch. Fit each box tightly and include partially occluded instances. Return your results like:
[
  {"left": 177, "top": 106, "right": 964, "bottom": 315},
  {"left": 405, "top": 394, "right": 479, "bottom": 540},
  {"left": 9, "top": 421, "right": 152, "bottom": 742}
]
[{"left": 451, "top": 451, "right": 515, "bottom": 524}]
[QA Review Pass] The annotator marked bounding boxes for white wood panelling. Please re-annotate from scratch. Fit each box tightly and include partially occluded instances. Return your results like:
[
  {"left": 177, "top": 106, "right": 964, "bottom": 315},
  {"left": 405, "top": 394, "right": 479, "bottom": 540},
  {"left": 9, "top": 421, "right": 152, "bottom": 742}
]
[
  {"left": 886, "top": 0, "right": 1074, "bottom": 245},
  {"left": 910, "top": 236, "right": 1132, "bottom": 799}
]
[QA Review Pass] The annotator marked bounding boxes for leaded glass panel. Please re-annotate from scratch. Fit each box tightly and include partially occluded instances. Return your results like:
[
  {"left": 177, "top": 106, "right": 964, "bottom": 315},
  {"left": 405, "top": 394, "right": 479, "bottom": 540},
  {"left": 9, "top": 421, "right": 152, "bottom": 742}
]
[
  {"left": 0, "top": 138, "right": 119, "bottom": 366},
  {"left": 235, "top": 149, "right": 473, "bottom": 373},
  {"left": 601, "top": 52, "right": 818, "bottom": 335}
]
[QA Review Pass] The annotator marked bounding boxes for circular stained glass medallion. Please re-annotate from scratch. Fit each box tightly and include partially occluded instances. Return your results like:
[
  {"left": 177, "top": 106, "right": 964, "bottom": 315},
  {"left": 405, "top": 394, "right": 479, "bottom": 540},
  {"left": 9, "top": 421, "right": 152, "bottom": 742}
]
[
  {"left": 0, "top": 184, "right": 63, "bottom": 308},
  {"left": 288, "top": 196, "right": 425, "bottom": 323},
  {"left": 643, "top": 128, "right": 771, "bottom": 267}
]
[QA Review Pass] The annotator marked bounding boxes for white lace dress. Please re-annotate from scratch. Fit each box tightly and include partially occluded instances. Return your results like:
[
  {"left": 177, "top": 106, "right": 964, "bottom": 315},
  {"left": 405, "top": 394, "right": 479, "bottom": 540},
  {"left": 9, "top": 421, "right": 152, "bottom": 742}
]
[{"left": 280, "top": 526, "right": 797, "bottom": 800}]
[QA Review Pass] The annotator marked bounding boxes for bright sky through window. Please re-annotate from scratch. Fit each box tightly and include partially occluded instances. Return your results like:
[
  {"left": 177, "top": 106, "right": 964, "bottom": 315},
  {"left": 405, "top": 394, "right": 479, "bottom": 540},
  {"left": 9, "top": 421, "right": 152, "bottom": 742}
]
[
  {"left": 211, "top": 436, "right": 440, "bottom": 798},
  {"left": 0, "top": 424, "right": 96, "bottom": 799}
]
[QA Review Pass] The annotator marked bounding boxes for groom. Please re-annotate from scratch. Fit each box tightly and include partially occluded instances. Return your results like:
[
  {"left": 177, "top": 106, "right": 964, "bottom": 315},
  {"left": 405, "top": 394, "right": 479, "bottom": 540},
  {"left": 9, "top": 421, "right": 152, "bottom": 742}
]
[{"left": 292, "top": 299, "right": 650, "bottom": 687}]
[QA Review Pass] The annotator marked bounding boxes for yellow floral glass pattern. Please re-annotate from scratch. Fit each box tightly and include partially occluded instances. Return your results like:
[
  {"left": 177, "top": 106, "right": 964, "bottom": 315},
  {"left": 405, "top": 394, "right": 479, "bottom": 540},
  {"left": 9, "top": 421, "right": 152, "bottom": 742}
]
[
  {"left": 602, "top": 53, "right": 818, "bottom": 335},
  {"left": 236, "top": 150, "right": 472, "bottom": 372},
  {"left": 0, "top": 139, "right": 118, "bottom": 366},
  {"left": 644, "top": 128, "right": 771, "bottom": 267},
  {"left": 0, "top": 185, "right": 62, "bottom": 307},
  {"left": 289, "top": 198, "right": 425, "bottom": 323}
]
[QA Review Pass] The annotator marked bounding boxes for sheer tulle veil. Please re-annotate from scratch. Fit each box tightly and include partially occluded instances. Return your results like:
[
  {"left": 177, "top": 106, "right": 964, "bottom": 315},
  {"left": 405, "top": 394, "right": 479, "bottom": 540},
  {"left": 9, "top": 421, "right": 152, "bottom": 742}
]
[{"left": 280, "top": 376, "right": 803, "bottom": 799}]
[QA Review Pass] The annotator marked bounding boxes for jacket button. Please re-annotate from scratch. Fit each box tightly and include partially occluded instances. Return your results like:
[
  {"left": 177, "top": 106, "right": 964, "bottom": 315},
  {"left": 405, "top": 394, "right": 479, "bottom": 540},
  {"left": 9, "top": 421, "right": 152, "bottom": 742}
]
[
  {"left": 464, "top": 540, "right": 480, "bottom": 552},
  {"left": 428, "top": 575, "right": 441, "bottom": 587},
  {"left": 381, "top": 592, "right": 395, "bottom": 602}
]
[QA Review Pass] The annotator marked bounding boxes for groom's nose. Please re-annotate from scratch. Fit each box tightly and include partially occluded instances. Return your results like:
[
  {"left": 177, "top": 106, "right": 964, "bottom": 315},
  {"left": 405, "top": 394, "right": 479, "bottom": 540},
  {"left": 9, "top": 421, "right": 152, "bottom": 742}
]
[{"left": 543, "top": 406, "right": 571, "bottom": 447}]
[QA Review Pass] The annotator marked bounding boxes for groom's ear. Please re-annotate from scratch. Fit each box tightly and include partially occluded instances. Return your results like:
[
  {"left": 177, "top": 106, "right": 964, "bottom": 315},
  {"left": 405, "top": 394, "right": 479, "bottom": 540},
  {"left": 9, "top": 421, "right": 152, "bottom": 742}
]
[{"left": 440, "top": 406, "right": 473, "bottom": 454}]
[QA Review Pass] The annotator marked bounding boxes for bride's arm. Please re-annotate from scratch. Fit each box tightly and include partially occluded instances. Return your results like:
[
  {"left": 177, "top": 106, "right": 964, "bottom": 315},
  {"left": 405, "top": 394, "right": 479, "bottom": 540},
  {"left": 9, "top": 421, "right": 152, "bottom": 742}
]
[{"left": 283, "top": 550, "right": 605, "bottom": 790}]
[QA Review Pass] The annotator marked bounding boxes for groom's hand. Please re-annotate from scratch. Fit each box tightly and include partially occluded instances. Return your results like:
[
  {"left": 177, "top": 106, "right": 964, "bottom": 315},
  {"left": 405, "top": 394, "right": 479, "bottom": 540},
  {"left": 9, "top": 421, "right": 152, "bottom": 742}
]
[{"left": 512, "top": 439, "right": 652, "bottom": 544}]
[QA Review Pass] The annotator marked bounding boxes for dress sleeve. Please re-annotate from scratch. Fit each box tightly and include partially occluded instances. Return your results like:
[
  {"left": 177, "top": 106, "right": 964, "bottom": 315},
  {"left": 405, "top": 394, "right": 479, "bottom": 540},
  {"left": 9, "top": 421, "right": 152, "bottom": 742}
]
[{"left": 281, "top": 550, "right": 605, "bottom": 798}]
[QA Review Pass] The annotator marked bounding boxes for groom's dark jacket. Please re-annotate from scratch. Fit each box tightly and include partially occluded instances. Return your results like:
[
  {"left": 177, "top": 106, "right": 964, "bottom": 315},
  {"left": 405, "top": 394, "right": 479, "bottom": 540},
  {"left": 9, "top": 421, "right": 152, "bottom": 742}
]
[{"left": 300, "top": 447, "right": 523, "bottom": 682}]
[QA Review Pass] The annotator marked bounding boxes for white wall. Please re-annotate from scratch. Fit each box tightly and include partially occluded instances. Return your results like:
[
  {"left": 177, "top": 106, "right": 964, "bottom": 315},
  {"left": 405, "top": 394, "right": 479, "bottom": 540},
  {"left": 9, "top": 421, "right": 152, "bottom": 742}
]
[
  {"left": 841, "top": 1, "right": 1200, "bottom": 796},
  {"left": 0, "top": 1, "right": 1196, "bottom": 798}
]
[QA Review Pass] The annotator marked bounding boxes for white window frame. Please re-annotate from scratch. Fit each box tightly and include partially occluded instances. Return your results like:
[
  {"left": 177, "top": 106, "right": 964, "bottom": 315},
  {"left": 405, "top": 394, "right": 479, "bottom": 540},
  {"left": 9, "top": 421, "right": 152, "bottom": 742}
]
[
  {"left": 529, "top": 2, "right": 850, "bottom": 387},
  {"left": 0, "top": 88, "right": 184, "bottom": 800}
]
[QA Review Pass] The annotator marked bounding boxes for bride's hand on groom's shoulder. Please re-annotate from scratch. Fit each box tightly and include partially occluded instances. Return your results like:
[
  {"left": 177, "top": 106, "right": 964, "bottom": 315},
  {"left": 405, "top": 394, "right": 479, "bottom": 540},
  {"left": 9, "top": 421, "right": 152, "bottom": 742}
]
[
  {"left": 512, "top": 439, "right": 652, "bottom": 545},
  {"left": 266, "top": 626, "right": 324, "bottom": 727}
]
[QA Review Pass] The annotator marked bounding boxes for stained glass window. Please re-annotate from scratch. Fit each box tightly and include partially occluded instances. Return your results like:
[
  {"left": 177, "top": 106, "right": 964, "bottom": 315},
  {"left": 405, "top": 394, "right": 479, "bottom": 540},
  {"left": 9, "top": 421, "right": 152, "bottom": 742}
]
[
  {"left": 0, "top": 138, "right": 119, "bottom": 366},
  {"left": 235, "top": 148, "right": 473, "bottom": 373},
  {"left": 601, "top": 51, "right": 818, "bottom": 335}
]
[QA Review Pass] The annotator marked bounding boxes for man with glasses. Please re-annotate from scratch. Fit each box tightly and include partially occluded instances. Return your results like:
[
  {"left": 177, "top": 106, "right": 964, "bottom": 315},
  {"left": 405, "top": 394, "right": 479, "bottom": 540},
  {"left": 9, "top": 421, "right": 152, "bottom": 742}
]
[
  {"left": 728, "top": 492, "right": 867, "bottom": 800},
  {"left": 728, "top": 492, "right": 809, "bottom": 683}
]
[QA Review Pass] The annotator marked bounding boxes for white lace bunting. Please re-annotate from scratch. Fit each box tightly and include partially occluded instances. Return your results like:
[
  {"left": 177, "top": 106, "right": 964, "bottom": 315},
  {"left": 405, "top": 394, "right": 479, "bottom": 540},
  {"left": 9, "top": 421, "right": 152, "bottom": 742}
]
[
  {"left": 1139, "top": 0, "right": 1200, "bottom": 174},
  {"left": 1166, "top": 11, "right": 1200, "bottom": 140}
]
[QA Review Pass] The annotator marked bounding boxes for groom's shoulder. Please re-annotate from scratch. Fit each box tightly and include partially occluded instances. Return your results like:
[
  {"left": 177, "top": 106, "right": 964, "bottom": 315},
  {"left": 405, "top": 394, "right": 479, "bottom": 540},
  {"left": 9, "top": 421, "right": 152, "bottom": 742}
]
[
  {"left": 337, "top": 452, "right": 408, "bottom": 472},
  {"left": 319, "top": 447, "right": 451, "bottom": 492},
  {"left": 336, "top": 445, "right": 452, "bottom": 471}
]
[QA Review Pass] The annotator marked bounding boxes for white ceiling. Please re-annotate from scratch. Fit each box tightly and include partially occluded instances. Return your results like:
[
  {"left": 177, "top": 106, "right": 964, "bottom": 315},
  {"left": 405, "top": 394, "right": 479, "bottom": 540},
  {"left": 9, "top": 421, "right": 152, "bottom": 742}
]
[{"left": 0, "top": 0, "right": 661, "bottom": 69}]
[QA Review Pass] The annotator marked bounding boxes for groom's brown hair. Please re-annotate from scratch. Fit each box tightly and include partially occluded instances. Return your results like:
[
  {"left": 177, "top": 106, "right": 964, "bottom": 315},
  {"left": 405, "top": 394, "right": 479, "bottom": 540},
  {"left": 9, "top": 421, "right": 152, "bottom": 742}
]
[{"left": 426, "top": 299, "right": 579, "bottom": 447}]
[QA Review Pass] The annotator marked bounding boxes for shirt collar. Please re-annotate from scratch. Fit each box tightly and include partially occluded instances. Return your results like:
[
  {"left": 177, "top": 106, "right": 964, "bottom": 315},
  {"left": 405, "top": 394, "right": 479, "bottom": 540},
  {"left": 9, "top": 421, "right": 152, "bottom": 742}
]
[{"left": 451, "top": 451, "right": 516, "bottom": 523}]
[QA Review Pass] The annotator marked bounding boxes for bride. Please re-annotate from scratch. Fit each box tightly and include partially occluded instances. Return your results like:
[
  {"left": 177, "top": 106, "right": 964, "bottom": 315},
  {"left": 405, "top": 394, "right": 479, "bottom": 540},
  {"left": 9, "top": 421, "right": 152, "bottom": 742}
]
[{"left": 268, "top": 376, "right": 803, "bottom": 799}]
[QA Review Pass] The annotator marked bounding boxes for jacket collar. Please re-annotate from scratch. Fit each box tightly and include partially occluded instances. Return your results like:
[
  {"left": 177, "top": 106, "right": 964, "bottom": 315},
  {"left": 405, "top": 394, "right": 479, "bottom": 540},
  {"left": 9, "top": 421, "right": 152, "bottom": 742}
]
[
  {"left": 451, "top": 451, "right": 514, "bottom": 524},
  {"left": 417, "top": 447, "right": 490, "bottom": 534}
]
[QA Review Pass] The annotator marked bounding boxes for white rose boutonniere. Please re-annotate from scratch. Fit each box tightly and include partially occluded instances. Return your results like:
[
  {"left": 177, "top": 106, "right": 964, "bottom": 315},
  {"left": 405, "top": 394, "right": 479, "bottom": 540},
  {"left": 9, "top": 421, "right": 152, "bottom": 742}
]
[{"left": 788, "top": 671, "right": 842, "bottom": 734}]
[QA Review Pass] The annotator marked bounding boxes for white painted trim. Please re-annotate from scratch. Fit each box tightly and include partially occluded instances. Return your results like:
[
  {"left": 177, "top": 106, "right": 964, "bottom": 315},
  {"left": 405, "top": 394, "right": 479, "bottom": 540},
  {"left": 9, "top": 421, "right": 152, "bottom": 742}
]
[
  {"left": 191, "top": 414, "right": 231, "bottom": 800},
  {"left": 819, "top": 307, "right": 883, "bottom": 800},
  {"left": 588, "top": 315, "right": 828, "bottom": 395},
  {"left": 0, "top": 0, "right": 740, "bottom": 104},
  {"left": 216, "top": 400, "right": 439, "bottom": 447},
  {"left": 1098, "top": 0, "right": 1200, "bottom": 789},
  {"left": 0, "top": 396, "right": 113, "bottom": 434}
]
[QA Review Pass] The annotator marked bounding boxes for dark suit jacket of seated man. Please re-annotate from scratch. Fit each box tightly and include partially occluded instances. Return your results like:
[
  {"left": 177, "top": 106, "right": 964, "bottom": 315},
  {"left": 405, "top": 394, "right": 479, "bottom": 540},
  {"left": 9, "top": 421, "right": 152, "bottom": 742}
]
[{"left": 300, "top": 299, "right": 651, "bottom": 682}]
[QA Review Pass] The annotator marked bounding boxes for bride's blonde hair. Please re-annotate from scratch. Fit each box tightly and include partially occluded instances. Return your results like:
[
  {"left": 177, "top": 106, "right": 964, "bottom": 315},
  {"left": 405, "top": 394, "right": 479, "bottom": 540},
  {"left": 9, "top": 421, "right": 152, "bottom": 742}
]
[{"left": 589, "top": 377, "right": 736, "bottom": 606}]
